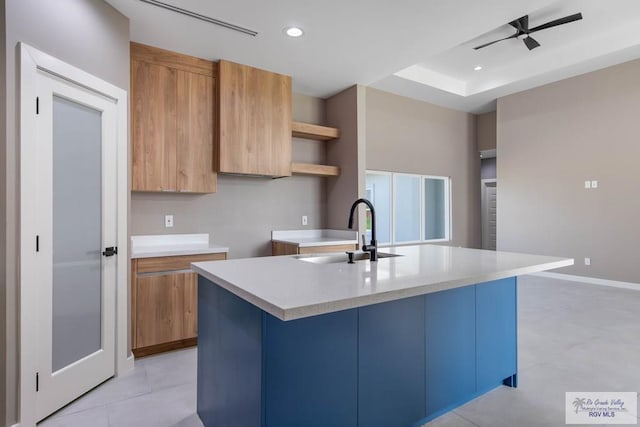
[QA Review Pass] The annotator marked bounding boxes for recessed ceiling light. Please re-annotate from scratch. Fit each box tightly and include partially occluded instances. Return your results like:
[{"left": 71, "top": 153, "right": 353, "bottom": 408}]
[
  {"left": 284, "top": 26, "right": 304, "bottom": 38},
  {"left": 474, "top": 65, "right": 483, "bottom": 71}
]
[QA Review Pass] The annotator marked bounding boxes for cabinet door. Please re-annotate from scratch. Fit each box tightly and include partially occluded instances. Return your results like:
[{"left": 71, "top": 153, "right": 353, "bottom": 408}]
[
  {"left": 135, "top": 271, "right": 197, "bottom": 348},
  {"left": 177, "top": 70, "right": 217, "bottom": 193},
  {"left": 476, "top": 277, "right": 517, "bottom": 391},
  {"left": 424, "top": 286, "right": 476, "bottom": 416},
  {"left": 131, "top": 59, "right": 177, "bottom": 191},
  {"left": 272, "top": 242, "right": 300, "bottom": 256},
  {"left": 218, "top": 60, "right": 292, "bottom": 177}
]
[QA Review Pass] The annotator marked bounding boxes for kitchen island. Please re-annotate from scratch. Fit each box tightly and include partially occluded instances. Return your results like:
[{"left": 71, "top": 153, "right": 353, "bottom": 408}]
[{"left": 192, "top": 245, "right": 572, "bottom": 427}]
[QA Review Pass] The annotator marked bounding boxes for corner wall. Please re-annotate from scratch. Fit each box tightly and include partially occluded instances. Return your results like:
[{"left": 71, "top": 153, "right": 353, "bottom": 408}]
[
  {"left": 3, "top": 0, "right": 130, "bottom": 423},
  {"left": 364, "top": 87, "right": 480, "bottom": 248},
  {"left": 477, "top": 111, "right": 496, "bottom": 152},
  {"left": 497, "top": 58, "right": 640, "bottom": 283},
  {"left": 325, "top": 86, "right": 367, "bottom": 233}
]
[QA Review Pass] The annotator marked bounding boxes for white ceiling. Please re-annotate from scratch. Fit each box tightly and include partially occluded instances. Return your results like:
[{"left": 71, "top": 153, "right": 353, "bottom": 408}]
[{"left": 106, "top": 0, "right": 640, "bottom": 113}]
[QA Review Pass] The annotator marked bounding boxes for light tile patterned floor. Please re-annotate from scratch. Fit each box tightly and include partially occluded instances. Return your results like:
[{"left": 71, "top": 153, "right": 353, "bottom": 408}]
[{"left": 40, "top": 275, "right": 640, "bottom": 427}]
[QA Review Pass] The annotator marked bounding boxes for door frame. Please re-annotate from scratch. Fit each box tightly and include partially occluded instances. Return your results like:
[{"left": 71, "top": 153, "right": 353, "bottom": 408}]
[
  {"left": 19, "top": 43, "right": 131, "bottom": 427},
  {"left": 481, "top": 179, "right": 497, "bottom": 250}
]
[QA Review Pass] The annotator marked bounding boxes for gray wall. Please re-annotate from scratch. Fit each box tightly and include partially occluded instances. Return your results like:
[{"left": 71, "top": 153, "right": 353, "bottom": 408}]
[
  {"left": 0, "top": 0, "right": 6, "bottom": 423},
  {"left": 3, "top": 0, "right": 130, "bottom": 423},
  {"left": 131, "top": 93, "right": 327, "bottom": 259},
  {"left": 365, "top": 87, "right": 481, "bottom": 248},
  {"left": 497, "top": 58, "right": 640, "bottom": 283},
  {"left": 477, "top": 111, "right": 496, "bottom": 151}
]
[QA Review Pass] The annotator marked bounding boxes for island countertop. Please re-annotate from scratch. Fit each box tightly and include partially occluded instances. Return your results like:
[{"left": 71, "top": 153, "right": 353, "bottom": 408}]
[{"left": 191, "top": 245, "right": 572, "bottom": 321}]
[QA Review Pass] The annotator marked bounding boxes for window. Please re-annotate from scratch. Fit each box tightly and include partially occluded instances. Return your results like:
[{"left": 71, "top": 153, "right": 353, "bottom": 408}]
[{"left": 365, "top": 171, "right": 450, "bottom": 245}]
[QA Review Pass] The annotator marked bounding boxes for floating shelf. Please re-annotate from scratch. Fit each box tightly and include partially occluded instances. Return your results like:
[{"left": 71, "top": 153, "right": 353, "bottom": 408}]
[
  {"left": 292, "top": 121, "right": 340, "bottom": 141},
  {"left": 291, "top": 163, "right": 340, "bottom": 177}
]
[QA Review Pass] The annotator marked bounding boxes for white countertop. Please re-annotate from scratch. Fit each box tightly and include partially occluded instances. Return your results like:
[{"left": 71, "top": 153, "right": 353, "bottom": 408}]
[
  {"left": 192, "top": 245, "right": 573, "bottom": 321},
  {"left": 131, "top": 234, "right": 229, "bottom": 259},
  {"left": 271, "top": 229, "right": 358, "bottom": 247}
]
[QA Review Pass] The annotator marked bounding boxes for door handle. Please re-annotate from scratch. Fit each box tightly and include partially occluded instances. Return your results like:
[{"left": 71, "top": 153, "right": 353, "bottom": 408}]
[{"left": 102, "top": 246, "right": 118, "bottom": 257}]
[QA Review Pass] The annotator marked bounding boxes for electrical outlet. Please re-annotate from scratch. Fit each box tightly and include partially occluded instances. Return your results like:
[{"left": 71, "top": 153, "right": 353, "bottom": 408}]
[
  {"left": 584, "top": 180, "right": 591, "bottom": 189},
  {"left": 584, "top": 257, "right": 591, "bottom": 266},
  {"left": 302, "top": 215, "right": 308, "bottom": 226},
  {"left": 591, "top": 180, "right": 598, "bottom": 189},
  {"left": 165, "top": 215, "right": 174, "bottom": 228}
]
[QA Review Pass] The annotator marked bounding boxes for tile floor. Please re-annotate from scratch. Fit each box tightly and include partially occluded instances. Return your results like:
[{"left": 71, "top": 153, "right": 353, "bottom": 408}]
[{"left": 40, "top": 275, "right": 640, "bottom": 427}]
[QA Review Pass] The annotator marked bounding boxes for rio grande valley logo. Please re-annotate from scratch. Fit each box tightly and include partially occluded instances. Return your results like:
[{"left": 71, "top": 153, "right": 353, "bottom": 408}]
[{"left": 566, "top": 392, "right": 637, "bottom": 424}]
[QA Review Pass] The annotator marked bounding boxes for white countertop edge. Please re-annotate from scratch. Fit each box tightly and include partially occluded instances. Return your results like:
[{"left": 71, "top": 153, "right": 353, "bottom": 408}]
[
  {"left": 132, "top": 245, "right": 229, "bottom": 259},
  {"left": 192, "top": 264, "right": 285, "bottom": 319},
  {"left": 193, "top": 258, "right": 572, "bottom": 321}
]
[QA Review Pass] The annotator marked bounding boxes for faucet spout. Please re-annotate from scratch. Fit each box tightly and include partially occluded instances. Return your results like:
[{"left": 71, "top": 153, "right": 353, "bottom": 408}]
[{"left": 347, "top": 198, "right": 377, "bottom": 262}]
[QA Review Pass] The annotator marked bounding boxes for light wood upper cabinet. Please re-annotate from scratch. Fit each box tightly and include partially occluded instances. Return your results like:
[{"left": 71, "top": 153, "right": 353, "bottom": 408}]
[
  {"left": 217, "top": 60, "right": 292, "bottom": 177},
  {"left": 131, "top": 42, "right": 217, "bottom": 193},
  {"left": 176, "top": 70, "right": 215, "bottom": 193},
  {"left": 131, "top": 60, "right": 177, "bottom": 191}
]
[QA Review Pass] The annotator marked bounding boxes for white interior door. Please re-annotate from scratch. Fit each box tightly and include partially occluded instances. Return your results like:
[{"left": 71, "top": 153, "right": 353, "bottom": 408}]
[
  {"left": 34, "top": 69, "right": 117, "bottom": 421},
  {"left": 481, "top": 180, "right": 497, "bottom": 250}
]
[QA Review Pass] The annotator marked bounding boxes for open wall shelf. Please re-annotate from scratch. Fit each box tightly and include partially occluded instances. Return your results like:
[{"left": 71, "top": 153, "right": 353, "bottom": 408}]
[
  {"left": 292, "top": 121, "right": 340, "bottom": 141},
  {"left": 291, "top": 121, "right": 341, "bottom": 177}
]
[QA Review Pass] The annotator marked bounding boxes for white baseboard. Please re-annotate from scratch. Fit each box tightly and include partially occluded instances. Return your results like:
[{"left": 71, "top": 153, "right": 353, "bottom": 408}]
[
  {"left": 11, "top": 423, "right": 21, "bottom": 427},
  {"left": 532, "top": 271, "right": 640, "bottom": 291}
]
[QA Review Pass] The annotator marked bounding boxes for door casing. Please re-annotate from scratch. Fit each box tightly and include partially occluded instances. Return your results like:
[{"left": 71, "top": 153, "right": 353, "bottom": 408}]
[{"left": 18, "top": 43, "right": 131, "bottom": 427}]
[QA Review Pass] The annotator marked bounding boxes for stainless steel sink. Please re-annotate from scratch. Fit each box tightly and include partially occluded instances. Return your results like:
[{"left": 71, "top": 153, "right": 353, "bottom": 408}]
[{"left": 295, "top": 251, "right": 402, "bottom": 264}]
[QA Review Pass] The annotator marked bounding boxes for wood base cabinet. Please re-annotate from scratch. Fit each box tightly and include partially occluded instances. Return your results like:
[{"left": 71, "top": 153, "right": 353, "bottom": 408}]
[{"left": 131, "top": 253, "right": 226, "bottom": 357}]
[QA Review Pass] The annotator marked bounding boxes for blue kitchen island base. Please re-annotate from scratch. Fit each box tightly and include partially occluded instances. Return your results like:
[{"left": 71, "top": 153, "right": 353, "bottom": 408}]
[{"left": 197, "top": 276, "right": 517, "bottom": 427}]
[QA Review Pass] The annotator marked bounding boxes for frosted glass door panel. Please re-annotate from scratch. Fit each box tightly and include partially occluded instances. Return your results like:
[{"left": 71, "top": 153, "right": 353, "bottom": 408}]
[
  {"left": 425, "top": 178, "right": 446, "bottom": 240},
  {"left": 365, "top": 173, "right": 391, "bottom": 244},
  {"left": 394, "top": 175, "right": 421, "bottom": 242},
  {"left": 52, "top": 96, "right": 102, "bottom": 372}
]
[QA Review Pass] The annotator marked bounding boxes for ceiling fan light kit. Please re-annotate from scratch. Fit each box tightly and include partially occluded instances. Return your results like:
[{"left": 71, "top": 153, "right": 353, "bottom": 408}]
[{"left": 474, "top": 12, "right": 583, "bottom": 51}]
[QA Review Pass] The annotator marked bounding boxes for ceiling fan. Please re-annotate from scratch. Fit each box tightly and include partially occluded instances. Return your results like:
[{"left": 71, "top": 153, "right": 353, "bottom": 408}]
[{"left": 473, "top": 12, "right": 583, "bottom": 51}]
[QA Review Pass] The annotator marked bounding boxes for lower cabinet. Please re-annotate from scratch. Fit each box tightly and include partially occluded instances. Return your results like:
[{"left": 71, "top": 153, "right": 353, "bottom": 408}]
[
  {"left": 131, "top": 253, "right": 226, "bottom": 357},
  {"left": 271, "top": 241, "right": 357, "bottom": 255},
  {"left": 197, "top": 276, "right": 517, "bottom": 427}
]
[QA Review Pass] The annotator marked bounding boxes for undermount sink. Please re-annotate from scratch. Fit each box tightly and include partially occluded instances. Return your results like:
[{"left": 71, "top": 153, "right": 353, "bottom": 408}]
[{"left": 296, "top": 251, "right": 402, "bottom": 264}]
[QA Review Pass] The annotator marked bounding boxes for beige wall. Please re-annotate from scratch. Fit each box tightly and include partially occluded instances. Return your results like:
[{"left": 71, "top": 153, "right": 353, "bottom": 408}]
[
  {"left": 3, "top": 1, "right": 130, "bottom": 423},
  {"left": 477, "top": 111, "right": 496, "bottom": 151},
  {"left": 131, "top": 93, "right": 327, "bottom": 259},
  {"left": 325, "top": 85, "right": 367, "bottom": 232},
  {"left": 497, "top": 58, "right": 640, "bottom": 283},
  {"left": 365, "top": 87, "right": 481, "bottom": 248}
]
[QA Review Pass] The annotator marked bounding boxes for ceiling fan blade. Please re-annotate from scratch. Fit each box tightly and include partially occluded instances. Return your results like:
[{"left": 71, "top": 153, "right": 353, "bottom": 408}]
[
  {"left": 509, "top": 15, "right": 529, "bottom": 33},
  {"left": 473, "top": 34, "right": 517, "bottom": 50},
  {"left": 529, "top": 13, "right": 583, "bottom": 33},
  {"left": 523, "top": 36, "right": 540, "bottom": 50}
]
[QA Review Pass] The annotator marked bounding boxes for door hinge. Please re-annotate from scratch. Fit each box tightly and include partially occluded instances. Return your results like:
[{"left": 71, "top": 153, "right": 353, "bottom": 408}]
[
  {"left": 102, "top": 246, "right": 118, "bottom": 257},
  {"left": 36, "top": 372, "right": 39, "bottom": 392},
  {"left": 36, "top": 97, "right": 39, "bottom": 115},
  {"left": 36, "top": 235, "right": 39, "bottom": 252}
]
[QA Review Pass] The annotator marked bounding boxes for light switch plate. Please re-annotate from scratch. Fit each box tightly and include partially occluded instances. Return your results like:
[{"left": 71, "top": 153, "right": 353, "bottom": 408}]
[
  {"left": 302, "top": 215, "right": 308, "bottom": 226},
  {"left": 584, "top": 257, "right": 591, "bottom": 266},
  {"left": 584, "top": 180, "right": 591, "bottom": 189},
  {"left": 591, "top": 180, "right": 598, "bottom": 188},
  {"left": 165, "top": 215, "right": 174, "bottom": 228}
]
